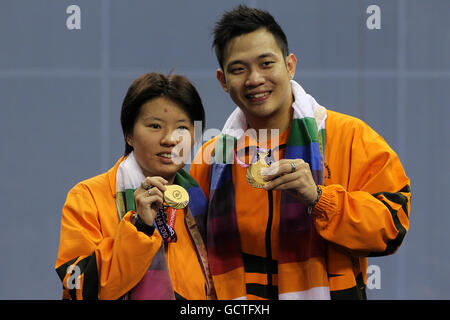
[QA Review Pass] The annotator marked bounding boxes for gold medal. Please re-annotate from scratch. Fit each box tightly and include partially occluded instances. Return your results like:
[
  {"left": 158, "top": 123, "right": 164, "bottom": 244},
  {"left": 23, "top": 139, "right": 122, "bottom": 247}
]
[
  {"left": 164, "top": 185, "right": 189, "bottom": 209},
  {"left": 246, "top": 151, "right": 270, "bottom": 188}
]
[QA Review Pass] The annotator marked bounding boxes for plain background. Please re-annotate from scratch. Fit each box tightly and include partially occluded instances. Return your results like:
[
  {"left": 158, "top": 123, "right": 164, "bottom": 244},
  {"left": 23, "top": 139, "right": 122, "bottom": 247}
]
[{"left": 0, "top": 0, "right": 449, "bottom": 299}]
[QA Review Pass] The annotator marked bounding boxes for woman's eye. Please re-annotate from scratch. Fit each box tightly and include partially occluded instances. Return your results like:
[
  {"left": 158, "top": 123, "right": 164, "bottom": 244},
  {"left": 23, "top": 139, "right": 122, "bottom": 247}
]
[
  {"left": 148, "top": 124, "right": 161, "bottom": 129},
  {"left": 177, "top": 126, "right": 189, "bottom": 131}
]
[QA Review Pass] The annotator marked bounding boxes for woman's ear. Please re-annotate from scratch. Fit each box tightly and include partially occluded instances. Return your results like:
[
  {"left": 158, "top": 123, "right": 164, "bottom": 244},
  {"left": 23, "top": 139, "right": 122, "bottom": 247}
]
[{"left": 126, "top": 134, "right": 133, "bottom": 148}]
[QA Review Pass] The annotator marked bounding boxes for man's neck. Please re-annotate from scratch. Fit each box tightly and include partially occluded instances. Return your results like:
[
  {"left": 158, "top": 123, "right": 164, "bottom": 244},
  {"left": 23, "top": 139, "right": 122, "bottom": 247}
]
[{"left": 246, "top": 105, "right": 293, "bottom": 140}]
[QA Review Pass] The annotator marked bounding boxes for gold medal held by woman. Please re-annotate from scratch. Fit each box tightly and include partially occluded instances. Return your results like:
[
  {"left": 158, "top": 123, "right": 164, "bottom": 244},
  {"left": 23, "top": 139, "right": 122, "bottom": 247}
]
[{"left": 164, "top": 185, "right": 189, "bottom": 209}]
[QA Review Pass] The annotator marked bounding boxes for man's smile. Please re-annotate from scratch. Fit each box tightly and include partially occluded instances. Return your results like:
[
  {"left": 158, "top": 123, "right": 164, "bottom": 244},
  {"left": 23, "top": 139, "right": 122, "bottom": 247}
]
[{"left": 245, "top": 90, "right": 272, "bottom": 103}]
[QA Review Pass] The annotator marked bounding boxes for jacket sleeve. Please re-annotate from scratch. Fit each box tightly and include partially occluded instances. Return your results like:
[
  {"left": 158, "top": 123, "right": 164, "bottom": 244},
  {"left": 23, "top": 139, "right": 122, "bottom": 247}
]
[
  {"left": 312, "top": 118, "right": 411, "bottom": 256},
  {"left": 55, "top": 183, "right": 162, "bottom": 300}
]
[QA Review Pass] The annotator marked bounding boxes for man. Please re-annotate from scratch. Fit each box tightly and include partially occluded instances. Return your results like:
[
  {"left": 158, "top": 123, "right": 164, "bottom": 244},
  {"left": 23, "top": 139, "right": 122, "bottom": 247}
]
[{"left": 190, "top": 5, "right": 410, "bottom": 300}]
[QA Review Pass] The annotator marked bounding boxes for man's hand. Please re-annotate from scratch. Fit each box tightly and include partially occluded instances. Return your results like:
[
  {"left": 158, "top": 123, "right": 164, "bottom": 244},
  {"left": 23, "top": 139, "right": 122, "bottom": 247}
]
[{"left": 261, "top": 159, "right": 318, "bottom": 206}]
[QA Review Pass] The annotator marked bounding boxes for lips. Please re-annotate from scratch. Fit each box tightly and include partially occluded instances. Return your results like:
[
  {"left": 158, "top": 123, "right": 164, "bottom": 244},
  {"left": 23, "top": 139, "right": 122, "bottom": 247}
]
[
  {"left": 156, "top": 152, "right": 176, "bottom": 164},
  {"left": 245, "top": 90, "right": 272, "bottom": 103},
  {"left": 157, "top": 152, "right": 173, "bottom": 159},
  {"left": 157, "top": 151, "right": 186, "bottom": 166}
]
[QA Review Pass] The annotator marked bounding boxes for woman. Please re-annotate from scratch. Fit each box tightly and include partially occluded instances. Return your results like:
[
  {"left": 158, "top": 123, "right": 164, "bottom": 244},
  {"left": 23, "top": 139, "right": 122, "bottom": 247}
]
[{"left": 55, "top": 73, "right": 214, "bottom": 300}]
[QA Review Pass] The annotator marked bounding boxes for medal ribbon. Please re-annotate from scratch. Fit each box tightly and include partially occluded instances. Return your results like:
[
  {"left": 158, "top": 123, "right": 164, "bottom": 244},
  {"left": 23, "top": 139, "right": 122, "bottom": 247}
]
[
  {"left": 234, "top": 145, "right": 287, "bottom": 168},
  {"left": 154, "top": 206, "right": 177, "bottom": 243}
]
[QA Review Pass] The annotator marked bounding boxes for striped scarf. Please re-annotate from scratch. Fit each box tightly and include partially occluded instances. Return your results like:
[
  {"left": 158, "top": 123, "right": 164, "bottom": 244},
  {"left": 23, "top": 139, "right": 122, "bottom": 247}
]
[
  {"left": 207, "top": 80, "right": 330, "bottom": 299},
  {"left": 115, "top": 152, "right": 213, "bottom": 299}
]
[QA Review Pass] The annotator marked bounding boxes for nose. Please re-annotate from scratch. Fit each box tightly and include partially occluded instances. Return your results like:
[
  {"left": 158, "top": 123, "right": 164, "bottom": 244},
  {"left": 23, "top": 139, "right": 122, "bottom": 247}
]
[
  {"left": 160, "top": 129, "right": 180, "bottom": 146},
  {"left": 245, "top": 68, "right": 265, "bottom": 87}
]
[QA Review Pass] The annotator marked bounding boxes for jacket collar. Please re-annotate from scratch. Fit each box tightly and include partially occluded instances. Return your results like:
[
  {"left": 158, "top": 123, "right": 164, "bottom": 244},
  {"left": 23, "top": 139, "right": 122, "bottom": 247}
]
[{"left": 107, "top": 155, "right": 127, "bottom": 197}]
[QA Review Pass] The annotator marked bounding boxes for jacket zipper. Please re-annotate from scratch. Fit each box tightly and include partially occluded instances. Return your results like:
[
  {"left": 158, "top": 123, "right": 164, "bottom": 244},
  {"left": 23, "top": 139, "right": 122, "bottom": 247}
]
[{"left": 265, "top": 189, "right": 275, "bottom": 299}]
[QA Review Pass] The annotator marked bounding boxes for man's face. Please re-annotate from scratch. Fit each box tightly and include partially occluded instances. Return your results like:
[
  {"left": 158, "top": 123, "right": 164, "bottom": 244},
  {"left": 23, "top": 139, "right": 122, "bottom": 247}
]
[{"left": 217, "top": 28, "right": 297, "bottom": 126}]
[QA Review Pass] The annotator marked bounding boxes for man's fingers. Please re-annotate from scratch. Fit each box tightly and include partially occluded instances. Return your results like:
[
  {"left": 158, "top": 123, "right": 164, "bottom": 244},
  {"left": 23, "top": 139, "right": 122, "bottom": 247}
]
[
  {"left": 260, "top": 162, "right": 284, "bottom": 180},
  {"left": 262, "top": 159, "right": 306, "bottom": 180},
  {"left": 263, "top": 171, "right": 300, "bottom": 190}
]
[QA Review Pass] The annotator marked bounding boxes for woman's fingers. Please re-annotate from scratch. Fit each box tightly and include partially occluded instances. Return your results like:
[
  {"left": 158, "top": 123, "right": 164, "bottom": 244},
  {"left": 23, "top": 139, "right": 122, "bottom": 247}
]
[
  {"left": 134, "top": 184, "right": 165, "bottom": 225},
  {"left": 140, "top": 176, "right": 168, "bottom": 193}
]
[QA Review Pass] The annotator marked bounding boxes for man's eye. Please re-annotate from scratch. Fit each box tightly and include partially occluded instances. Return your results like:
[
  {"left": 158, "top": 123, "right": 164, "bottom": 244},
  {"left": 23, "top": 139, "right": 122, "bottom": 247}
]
[
  {"left": 262, "top": 61, "right": 274, "bottom": 67},
  {"left": 230, "top": 67, "right": 244, "bottom": 74}
]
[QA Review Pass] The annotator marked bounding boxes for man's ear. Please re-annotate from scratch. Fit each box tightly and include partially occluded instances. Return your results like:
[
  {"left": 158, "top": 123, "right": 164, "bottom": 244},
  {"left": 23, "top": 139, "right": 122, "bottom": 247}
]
[
  {"left": 216, "top": 68, "right": 228, "bottom": 92},
  {"left": 285, "top": 53, "right": 298, "bottom": 79}
]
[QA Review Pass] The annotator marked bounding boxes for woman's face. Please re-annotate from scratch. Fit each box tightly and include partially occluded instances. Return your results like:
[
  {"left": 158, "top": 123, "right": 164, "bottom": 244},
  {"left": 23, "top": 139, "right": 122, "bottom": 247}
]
[{"left": 126, "top": 97, "right": 195, "bottom": 183}]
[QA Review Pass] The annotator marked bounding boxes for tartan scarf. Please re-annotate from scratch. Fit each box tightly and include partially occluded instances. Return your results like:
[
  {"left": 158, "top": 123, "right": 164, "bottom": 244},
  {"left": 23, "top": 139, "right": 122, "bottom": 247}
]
[
  {"left": 207, "top": 80, "right": 330, "bottom": 299},
  {"left": 115, "top": 152, "right": 213, "bottom": 299}
]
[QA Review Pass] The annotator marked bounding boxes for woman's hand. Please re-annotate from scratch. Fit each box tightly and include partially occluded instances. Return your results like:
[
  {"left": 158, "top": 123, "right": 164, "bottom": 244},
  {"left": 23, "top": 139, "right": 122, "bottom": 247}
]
[{"left": 134, "top": 176, "right": 168, "bottom": 226}]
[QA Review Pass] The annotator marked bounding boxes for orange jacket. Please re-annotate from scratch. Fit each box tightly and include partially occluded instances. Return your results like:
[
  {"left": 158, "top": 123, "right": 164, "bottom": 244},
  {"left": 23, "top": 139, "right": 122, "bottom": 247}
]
[
  {"left": 190, "top": 109, "right": 411, "bottom": 299},
  {"left": 55, "top": 157, "right": 207, "bottom": 300}
]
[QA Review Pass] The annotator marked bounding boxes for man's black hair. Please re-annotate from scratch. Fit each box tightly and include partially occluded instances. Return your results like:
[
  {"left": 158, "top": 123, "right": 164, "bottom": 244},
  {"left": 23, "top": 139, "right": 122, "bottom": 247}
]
[{"left": 213, "top": 5, "right": 289, "bottom": 70}]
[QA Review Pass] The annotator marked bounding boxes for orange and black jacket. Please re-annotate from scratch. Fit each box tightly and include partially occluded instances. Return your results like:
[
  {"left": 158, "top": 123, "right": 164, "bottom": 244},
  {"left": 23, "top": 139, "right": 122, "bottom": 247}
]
[
  {"left": 190, "top": 109, "right": 411, "bottom": 299},
  {"left": 55, "top": 158, "right": 208, "bottom": 300}
]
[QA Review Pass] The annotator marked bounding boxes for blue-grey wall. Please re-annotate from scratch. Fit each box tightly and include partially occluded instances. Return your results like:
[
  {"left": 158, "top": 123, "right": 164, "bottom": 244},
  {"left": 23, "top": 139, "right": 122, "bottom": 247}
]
[{"left": 0, "top": 0, "right": 449, "bottom": 299}]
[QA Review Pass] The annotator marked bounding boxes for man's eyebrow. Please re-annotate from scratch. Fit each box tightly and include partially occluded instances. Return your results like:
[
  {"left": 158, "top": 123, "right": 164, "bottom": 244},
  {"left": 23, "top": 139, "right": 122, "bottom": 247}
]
[{"left": 258, "top": 52, "right": 278, "bottom": 59}]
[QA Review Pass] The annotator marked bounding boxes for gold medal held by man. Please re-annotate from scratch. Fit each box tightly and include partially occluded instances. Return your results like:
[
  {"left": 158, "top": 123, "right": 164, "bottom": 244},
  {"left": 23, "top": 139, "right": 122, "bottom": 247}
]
[{"left": 246, "top": 151, "right": 270, "bottom": 188}]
